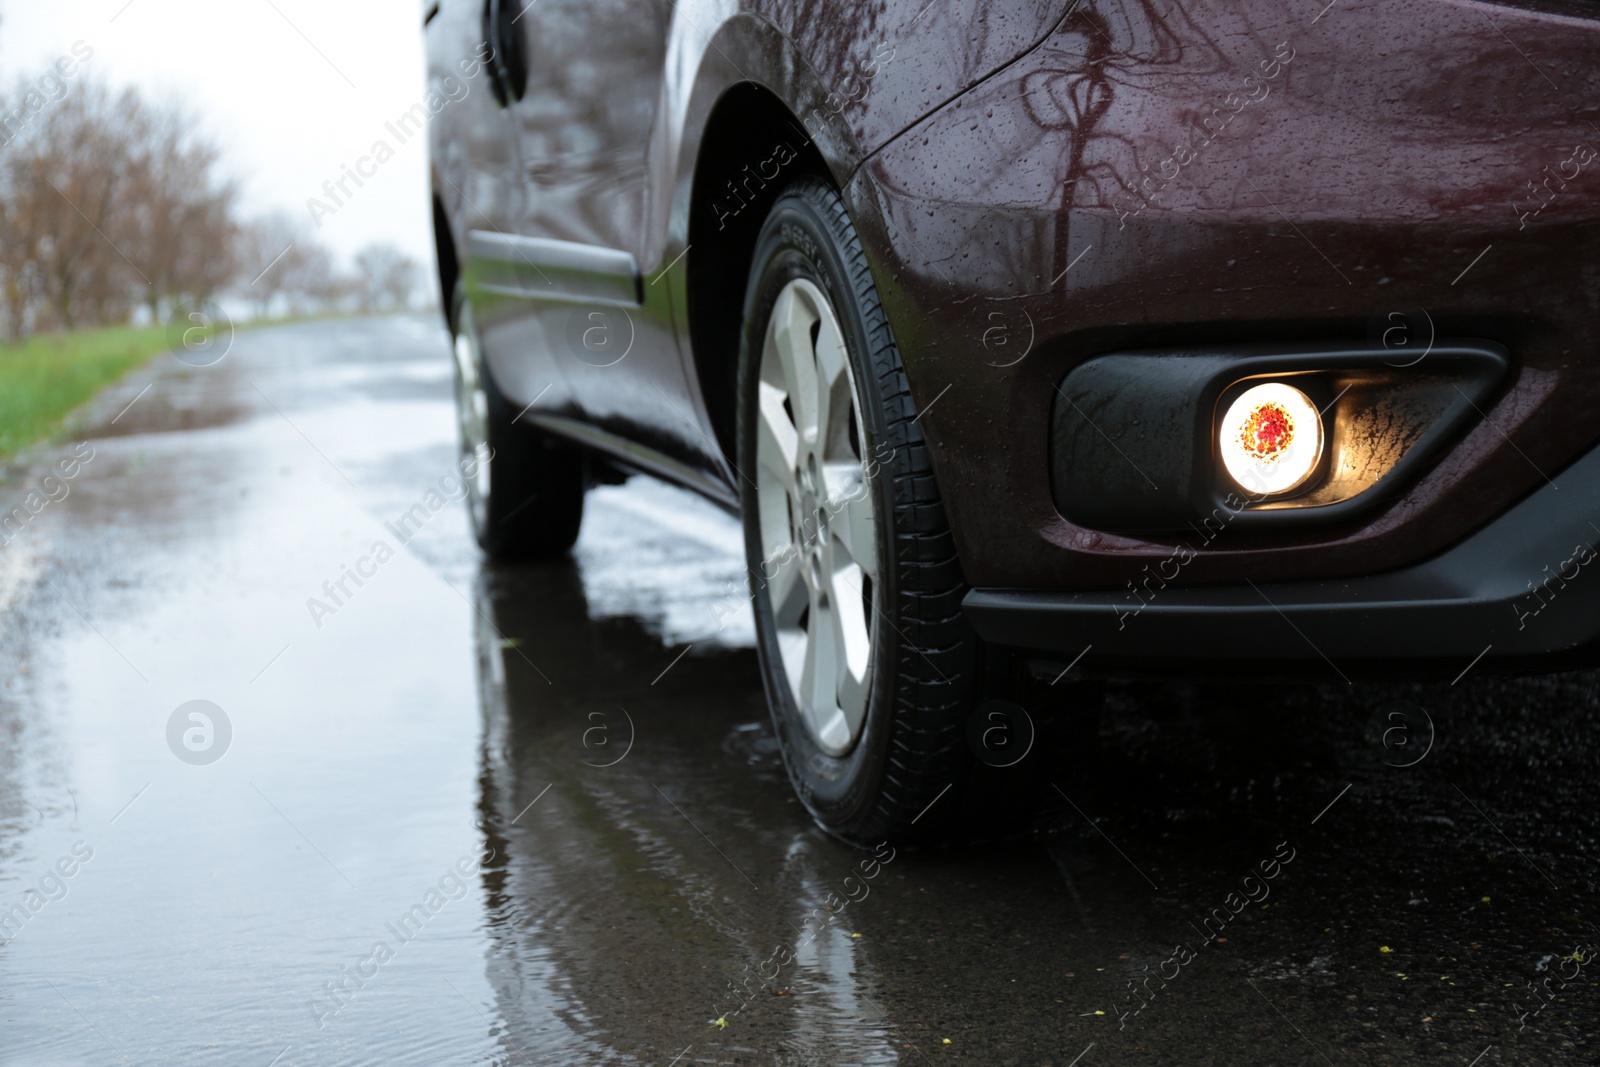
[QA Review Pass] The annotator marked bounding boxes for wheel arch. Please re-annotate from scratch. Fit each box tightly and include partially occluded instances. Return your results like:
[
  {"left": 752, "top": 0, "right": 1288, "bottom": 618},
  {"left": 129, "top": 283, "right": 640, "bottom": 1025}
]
[
  {"left": 685, "top": 82, "right": 834, "bottom": 466},
  {"left": 662, "top": 11, "right": 873, "bottom": 472},
  {"left": 431, "top": 193, "right": 460, "bottom": 331}
]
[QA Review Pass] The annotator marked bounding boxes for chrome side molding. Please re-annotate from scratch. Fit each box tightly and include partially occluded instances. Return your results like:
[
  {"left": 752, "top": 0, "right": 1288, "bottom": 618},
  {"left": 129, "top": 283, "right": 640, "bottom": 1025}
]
[{"left": 466, "top": 230, "right": 641, "bottom": 307}]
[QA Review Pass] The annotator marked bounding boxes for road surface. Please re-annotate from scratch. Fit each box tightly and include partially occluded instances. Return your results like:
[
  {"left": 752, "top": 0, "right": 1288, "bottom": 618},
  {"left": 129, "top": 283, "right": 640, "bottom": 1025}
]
[{"left": 0, "top": 316, "right": 1594, "bottom": 1065}]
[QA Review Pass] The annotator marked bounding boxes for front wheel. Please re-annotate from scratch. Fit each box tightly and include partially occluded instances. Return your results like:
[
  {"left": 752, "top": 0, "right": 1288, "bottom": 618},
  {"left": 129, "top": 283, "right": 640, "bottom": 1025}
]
[{"left": 737, "top": 180, "right": 1098, "bottom": 847}]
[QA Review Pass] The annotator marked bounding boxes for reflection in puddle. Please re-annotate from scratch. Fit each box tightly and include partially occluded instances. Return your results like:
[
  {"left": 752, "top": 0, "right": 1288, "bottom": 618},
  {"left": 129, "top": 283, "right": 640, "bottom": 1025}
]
[{"left": 575, "top": 477, "right": 754, "bottom": 650}]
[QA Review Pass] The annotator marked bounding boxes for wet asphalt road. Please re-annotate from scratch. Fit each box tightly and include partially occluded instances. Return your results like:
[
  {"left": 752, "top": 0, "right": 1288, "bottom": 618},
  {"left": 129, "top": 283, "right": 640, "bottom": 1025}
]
[{"left": 0, "top": 316, "right": 1596, "bottom": 1067}]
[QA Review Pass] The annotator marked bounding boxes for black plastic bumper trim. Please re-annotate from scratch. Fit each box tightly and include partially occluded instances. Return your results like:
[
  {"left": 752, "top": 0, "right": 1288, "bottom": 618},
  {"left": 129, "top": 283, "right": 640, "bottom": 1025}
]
[{"left": 966, "top": 437, "right": 1600, "bottom": 672}]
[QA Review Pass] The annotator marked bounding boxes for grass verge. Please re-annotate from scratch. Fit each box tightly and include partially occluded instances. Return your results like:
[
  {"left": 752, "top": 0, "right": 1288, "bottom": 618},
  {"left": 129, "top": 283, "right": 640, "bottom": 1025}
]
[
  {"left": 0, "top": 323, "right": 176, "bottom": 460},
  {"left": 0, "top": 311, "right": 432, "bottom": 464}
]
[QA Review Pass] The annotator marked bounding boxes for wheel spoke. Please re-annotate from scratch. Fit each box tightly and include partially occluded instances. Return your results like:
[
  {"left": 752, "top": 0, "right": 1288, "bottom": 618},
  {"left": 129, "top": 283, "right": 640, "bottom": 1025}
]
[
  {"left": 756, "top": 380, "right": 801, "bottom": 570},
  {"left": 800, "top": 589, "right": 837, "bottom": 722},
  {"left": 765, "top": 550, "right": 807, "bottom": 629},
  {"left": 812, "top": 309, "right": 851, "bottom": 459},
  {"left": 777, "top": 628, "right": 807, "bottom": 701},
  {"left": 756, "top": 380, "right": 799, "bottom": 482},
  {"left": 828, "top": 566, "right": 872, "bottom": 733},
  {"left": 769, "top": 285, "right": 820, "bottom": 440},
  {"left": 822, "top": 460, "right": 875, "bottom": 581}
]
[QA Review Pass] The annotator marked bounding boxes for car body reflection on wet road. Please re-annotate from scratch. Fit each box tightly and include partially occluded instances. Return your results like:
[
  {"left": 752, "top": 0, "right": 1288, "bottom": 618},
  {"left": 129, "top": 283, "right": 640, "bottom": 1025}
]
[{"left": 0, "top": 318, "right": 1594, "bottom": 1065}]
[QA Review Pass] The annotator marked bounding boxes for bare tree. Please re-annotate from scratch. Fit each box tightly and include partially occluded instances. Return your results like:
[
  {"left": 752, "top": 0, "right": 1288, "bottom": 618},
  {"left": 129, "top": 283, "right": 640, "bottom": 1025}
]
[
  {"left": 3, "top": 82, "right": 148, "bottom": 329},
  {"left": 0, "top": 87, "right": 44, "bottom": 338},
  {"left": 0, "top": 69, "right": 404, "bottom": 337},
  {"left": 288, "top": 243, "right": 331, "bottom": 314},
  {"left": 237, "top": 211, "right": 308, "bottom": 318},
  {"left": 353, "top": 243, "right": 419, "bottom": 312},
  {"left": 127, "top": 104, "right": 239, "bottom": 318},
  {"left": 237, "top": 214, "right": 351, "bottom": 317},
  {"left": 0, "top": 75, "right": 241, "bottom": 337}
]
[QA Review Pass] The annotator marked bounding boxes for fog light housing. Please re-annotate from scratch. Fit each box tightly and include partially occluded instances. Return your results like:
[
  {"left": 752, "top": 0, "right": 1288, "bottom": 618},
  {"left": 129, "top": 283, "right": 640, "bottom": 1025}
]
[{"left": 1219, "top": 382, "right": 1323, "bottom": 496}]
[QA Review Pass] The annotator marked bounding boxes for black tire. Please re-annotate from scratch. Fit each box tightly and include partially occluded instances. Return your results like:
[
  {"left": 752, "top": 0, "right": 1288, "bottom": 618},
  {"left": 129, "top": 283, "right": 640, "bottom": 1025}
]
[
  {"left": 451, "top": 282, "right": 585, "bottom": 560},
  {"left": 736, "top": 179, "right": 1100, "bottom": 847}
]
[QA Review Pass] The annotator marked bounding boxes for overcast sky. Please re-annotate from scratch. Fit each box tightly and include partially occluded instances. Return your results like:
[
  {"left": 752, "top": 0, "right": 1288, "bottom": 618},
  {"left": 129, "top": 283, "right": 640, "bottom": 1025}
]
[{"left": 0, "top": 0, "right": 435, "bottom": 273}]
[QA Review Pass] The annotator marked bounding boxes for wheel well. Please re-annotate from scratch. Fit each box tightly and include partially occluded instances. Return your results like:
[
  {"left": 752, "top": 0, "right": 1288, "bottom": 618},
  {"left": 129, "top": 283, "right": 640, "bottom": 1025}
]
[
  {"left": 432, "top": 195, "right": 460, "bottom": 329},
  {"left": 688, "top": 84, "right": 831, "bottom": 465}
]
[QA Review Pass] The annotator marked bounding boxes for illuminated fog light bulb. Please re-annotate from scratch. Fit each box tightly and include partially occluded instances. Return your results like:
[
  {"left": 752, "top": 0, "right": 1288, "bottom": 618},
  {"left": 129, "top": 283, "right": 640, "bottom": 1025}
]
[{"left": 1219, "top": 382, "right": 1323, "bottom": 495}]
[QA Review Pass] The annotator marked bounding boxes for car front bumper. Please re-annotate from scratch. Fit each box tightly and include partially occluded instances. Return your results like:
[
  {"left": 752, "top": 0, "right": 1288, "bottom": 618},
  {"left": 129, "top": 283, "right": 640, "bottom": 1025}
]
[
  {"left": 964, "top": 436, "right": 1600, "bottom": 679},
  {"left": 851, "top": 0, "right": 1600, "bottom": 602}
]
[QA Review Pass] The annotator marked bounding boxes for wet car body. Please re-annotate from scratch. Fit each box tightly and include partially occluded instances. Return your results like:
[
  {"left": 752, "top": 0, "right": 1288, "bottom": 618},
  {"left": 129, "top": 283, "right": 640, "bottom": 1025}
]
[{"left": 426, "top": 0, "right": 1600, "bottom": 678}]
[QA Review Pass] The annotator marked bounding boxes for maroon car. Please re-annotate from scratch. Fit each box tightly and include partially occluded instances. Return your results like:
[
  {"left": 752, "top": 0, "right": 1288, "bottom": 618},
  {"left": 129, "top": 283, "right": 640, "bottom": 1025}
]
[{"left": 426, "top": 0, "right": 1600, "bottom": 844}]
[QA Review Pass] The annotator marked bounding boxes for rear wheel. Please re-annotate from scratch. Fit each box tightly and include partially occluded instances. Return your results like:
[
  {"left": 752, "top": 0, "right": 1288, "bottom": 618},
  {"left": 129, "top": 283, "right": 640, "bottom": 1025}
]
[
  {"left": 451, "top": 282, "right": 585, "bottom": 560},
  {"left": 737, "top": 179, "right": 1101, "bottom": 846}
]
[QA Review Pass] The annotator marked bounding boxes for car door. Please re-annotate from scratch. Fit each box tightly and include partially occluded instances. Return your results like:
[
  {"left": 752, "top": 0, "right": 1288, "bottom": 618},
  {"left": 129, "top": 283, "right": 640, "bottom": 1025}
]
[{"left": 471, "top": 0, "right": 718, "bottom": 485}]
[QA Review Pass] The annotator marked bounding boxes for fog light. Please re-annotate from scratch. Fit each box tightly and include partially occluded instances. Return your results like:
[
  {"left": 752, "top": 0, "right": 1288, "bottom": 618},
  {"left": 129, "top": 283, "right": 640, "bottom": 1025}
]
[{"left": 1219, "top": 382, "right": 1323, "bottom": 495}]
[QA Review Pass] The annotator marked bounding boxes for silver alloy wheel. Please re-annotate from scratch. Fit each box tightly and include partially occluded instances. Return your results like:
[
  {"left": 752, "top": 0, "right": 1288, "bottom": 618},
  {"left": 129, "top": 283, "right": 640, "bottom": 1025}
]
[
  {"left": 453, "top": 301, "right": 492, "bottom": 536},
  {"left": 755, "top": 278, "right": 878, "bottom": 756}
]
